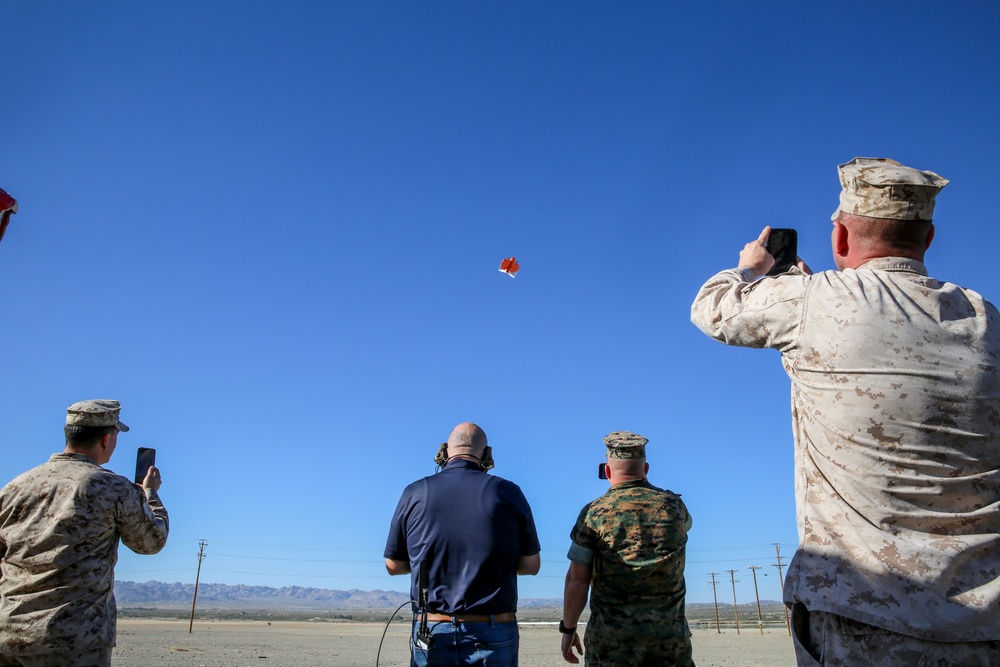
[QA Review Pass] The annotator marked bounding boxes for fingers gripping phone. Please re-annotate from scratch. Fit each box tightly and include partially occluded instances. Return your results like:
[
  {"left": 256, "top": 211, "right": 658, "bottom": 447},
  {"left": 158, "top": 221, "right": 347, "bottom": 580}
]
[
  {"left": 134, "top": 447, "right": 156, "bottom": 484},
  {"left": 766, "top": 228, "right": 798, "bottom": 276}
]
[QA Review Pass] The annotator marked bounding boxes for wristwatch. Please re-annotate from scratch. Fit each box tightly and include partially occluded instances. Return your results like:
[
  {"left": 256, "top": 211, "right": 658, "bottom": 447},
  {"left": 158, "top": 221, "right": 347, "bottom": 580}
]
[{"left": 558, "top": 619, "right": 577, "bottom": 634}]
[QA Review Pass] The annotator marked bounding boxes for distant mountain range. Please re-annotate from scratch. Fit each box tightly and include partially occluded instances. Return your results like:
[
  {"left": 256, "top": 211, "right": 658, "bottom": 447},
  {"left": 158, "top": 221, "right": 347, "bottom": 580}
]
[{"left": 114, "top": 581, "right": 561, "bottom": 609}]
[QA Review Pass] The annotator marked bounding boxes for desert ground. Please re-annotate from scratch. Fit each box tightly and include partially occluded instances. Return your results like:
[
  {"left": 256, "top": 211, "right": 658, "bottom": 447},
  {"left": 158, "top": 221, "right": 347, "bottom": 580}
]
[{"left": 113, "top": 619, "right": 796, "bottom": 666}]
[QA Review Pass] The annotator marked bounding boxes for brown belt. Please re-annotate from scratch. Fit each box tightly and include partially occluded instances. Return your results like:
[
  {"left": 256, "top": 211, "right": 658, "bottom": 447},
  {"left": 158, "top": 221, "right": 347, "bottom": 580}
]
[{"left": 419, "top": 611, "right": 517, "bottom": 623}]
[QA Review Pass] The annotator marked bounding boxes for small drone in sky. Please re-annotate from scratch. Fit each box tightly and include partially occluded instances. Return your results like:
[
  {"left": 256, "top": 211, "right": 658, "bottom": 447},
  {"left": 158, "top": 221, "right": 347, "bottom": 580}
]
[
  {"left": 498, "top": 256, "right": 519, "bottom": 278},
  {"left": 0, "top": 187, "right": 18, "bottom": 246}
]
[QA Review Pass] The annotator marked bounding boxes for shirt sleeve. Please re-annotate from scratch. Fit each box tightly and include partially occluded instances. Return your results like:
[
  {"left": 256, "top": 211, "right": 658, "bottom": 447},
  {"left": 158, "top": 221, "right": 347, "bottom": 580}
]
[
  {"left": 690, "top": 267, "right": 809, "bottom": 352},
  {"left": 116, "top": 483, "right": 169, "bottom": 555},
  {"left": 567, "top": 541, "right": 594, "bottom": 566},
  {"left": 513, "top": 486, "right": 541, "bottom": 557},
  {"left": 384, "top": 488, "right": 413, "bottom": 562}
]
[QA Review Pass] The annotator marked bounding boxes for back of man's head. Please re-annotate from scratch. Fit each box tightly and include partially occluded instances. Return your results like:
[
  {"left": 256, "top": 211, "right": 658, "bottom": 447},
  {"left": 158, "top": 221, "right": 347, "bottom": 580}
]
[
  {"left": 447, "top": 422, "right": 488, "bottom": 458},
  {"left": 65, "top": 424, "right": 117, "bottom": 449},
  {"left": 838, "top": 212, "right": 934, "bottom": 260}
]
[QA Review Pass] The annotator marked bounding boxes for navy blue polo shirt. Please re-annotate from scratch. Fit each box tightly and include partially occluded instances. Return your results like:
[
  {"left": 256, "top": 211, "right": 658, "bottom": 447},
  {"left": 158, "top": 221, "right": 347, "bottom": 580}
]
[{"left": 384, "top": 459, "right": 540, "bottom": 615}]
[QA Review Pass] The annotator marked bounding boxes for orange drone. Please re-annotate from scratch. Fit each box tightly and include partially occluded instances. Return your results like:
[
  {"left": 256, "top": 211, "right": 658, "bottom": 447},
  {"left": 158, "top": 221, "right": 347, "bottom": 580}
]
[{"left": 498, "top": 256, "right": 519, "bottom": 278}]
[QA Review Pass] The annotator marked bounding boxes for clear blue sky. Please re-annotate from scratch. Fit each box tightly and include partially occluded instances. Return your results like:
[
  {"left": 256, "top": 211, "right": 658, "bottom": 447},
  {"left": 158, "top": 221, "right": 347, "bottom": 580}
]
[{"left": 2, "top": 2, "right": 999, "bottom": 606}]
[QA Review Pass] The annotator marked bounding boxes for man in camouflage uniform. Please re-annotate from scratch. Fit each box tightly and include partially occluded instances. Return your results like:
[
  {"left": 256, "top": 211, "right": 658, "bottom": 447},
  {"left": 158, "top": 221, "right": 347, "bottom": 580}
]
[
  {"left": 0, "top": 400, "right": 169, "bottom": 667},
  {"left": 691, "top": 158, "right": 1000, "bottom": 665},
  {"left": 560, "top": 431, "right": 693, "bottom": 666}
]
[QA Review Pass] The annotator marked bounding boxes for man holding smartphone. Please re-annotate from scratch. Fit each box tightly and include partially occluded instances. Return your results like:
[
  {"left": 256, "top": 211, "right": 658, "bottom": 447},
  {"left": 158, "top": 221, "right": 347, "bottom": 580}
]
[
  {"left": 0, "top": 400, "right": 169, "bottom": 667},
  {"left": 691, "top": 158, "right": 1000, "bottom": 665}
]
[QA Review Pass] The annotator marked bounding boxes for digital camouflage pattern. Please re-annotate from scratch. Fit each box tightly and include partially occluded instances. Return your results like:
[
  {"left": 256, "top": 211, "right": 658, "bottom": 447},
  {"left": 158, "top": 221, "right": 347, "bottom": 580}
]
[
  {"left": 832, "top": 157, "right": 948, "bottom": 222},
  {"left": 65, "top": 399, "right": 129, "bottom": 432},
  {"left": 0, "top": 646, "right": 112, "bottom": 667},
  {"left": 570, "top": 479, "right": 693, "bottom": 666},
  {"left": 691, "top": 257, "right": 1000, "bottom": 641},
  {"left": 602, "top": 431, "right": 648, "bottom": 460},
  {"left": 0, "top": 453, "right": 169, "bottom": 656},
  {"left": 792, "top": 605, "right": 1000, "bottom": 667}
]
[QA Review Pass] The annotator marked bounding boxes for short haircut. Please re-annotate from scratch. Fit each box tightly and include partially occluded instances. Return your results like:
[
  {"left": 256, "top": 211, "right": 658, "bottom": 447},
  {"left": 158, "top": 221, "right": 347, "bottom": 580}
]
[
  {"left": 840, "top": 213, "right": 932, "bottom": 254},
  {"left": 608, "top": 455, "right": 647, "bottom": 477},
  {"left": 65, "top": 424, "right": 117, "bottom": 448}
]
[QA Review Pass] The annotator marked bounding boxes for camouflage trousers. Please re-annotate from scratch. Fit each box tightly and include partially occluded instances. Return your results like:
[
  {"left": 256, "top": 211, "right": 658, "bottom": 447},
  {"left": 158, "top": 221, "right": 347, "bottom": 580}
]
[
  {"left": 0, "top": 646, "right": 111, "bottom": 667},
  {"left": 584, "top": 631, "right": 694, "bottom": 667},
  {"left": 791, "top": 603, "right": 1000, "bottom": 667}
]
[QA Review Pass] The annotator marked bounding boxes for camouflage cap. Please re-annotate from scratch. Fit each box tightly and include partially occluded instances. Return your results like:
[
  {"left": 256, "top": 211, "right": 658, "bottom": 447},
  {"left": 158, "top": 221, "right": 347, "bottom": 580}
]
[
  {"left": 832, "top": 157, "right": 948, "bottom": 222},
  {"left": 66, "top": 399, "right": 130, "bottom": 432},
  {"left": 603, "top": 431, "right": 648, "bottom": 460}
]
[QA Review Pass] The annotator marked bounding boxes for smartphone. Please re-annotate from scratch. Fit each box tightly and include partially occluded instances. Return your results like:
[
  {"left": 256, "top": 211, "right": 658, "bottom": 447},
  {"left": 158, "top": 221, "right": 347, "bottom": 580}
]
[
  {"left": 766, "top": 228, "right": 798, "bottom": 276},
  {"left": 598, "top": 462, "right": 608, "bottom": 480},
  {"left": 134, "top": 447, "right": 156, "bottom": 484}
]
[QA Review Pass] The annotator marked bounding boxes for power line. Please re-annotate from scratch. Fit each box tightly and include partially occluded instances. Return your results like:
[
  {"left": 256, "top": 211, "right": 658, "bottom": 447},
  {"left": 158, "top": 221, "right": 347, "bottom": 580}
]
[
  {"left": 189, "top": 540, "right": 207, "bottom": 634},
  {"left": 707, "top": 573, "right": 721, "bottom": 634},
  {"left": 726, "top": 569, "right": 741, "bottom": 635}
]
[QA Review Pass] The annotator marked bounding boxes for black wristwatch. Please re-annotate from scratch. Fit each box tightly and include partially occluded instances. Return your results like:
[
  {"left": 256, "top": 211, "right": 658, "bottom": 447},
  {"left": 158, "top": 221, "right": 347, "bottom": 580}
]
[{"left": 558, "top": 619, "right": 577, "bottom": 634}]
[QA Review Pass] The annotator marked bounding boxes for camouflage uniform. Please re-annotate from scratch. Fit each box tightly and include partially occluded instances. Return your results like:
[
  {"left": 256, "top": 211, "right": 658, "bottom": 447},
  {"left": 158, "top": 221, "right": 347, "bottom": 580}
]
[
  {"left": 690, "top": 159, "right": 1000, "bottom": 650},
  {"left": 569, "top": 433, "right": 694, "bottom": 667},
  {"left": 0, "top": 401, "right": 169, "bottom": 661}
]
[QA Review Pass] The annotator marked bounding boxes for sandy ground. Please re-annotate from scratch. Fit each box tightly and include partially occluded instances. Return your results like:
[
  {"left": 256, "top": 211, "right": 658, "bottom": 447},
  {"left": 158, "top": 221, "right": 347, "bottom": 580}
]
[{"left": 114, "top": 619, "right": 796, "bottom": 666}]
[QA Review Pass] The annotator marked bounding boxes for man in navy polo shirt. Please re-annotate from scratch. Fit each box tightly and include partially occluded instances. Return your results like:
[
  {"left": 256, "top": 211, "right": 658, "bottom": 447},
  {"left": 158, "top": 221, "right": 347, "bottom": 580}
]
[{"left": 385, "top": 422, "right": 541, "bottom": 667}]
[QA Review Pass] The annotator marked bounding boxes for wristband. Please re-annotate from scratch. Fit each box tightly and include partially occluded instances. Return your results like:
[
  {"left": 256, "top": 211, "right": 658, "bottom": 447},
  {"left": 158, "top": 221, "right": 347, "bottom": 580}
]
[{"left": 558, "top": 619, "right": 577, "bottom": 634}]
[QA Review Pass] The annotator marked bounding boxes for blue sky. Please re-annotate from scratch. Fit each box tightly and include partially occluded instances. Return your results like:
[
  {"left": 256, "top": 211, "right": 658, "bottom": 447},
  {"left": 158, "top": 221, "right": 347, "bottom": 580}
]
[{"left": 2, "top": 2, "right": 999, "bottom": 606}]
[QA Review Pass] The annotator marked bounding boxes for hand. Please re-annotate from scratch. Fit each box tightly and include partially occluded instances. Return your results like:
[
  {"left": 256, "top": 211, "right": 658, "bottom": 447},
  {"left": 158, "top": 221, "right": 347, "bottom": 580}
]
[
  {"left": 561, "top": 630, "right": 582, "bottom": 663},
  {"left": 797, "top": 257, "right": 813, "bottom": 275},
  {"left": 141, "top": 466, "right": 162, "bottom": 493},
  {"left": 738, "top": 226, "right": 776, "bottom": 278}
]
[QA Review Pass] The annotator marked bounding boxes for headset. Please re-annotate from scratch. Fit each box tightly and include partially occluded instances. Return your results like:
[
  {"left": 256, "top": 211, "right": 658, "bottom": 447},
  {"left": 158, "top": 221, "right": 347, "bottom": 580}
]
[{"left": 433, "top": 442, "right": 494, "bottom": 472}]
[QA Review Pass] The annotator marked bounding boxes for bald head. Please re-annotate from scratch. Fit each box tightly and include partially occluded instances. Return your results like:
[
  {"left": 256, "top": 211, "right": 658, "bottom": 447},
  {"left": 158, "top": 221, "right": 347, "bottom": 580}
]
[{"left": 447, "top": 422, "right": 488, "bottom": 458}]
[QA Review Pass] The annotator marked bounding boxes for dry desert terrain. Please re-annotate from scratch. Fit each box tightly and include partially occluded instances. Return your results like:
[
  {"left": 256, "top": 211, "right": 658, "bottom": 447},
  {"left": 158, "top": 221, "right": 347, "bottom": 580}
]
[{"left": 114, "top": 619, "right": 795, "bottom": 666}]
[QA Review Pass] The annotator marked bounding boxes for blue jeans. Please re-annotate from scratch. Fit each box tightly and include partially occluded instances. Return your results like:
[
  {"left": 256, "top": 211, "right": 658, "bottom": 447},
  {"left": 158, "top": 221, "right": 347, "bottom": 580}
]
[{"left": 411, "top": 618, "right": 519, "bottom": 667}]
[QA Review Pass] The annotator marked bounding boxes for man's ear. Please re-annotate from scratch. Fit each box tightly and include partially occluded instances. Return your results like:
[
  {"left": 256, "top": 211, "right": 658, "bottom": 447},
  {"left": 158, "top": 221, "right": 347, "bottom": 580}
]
[
  {"left": 833, "top": 221, "right": 850, "bottom": 257},
  {"left": 925, "top": 223, "right": 935, "bottom": 251},
  {"left": 644, "top": 462, "right": 650, "bottom": 475},
  {"left": 99, "top": 432, "right": 113, "bottom": 451}
]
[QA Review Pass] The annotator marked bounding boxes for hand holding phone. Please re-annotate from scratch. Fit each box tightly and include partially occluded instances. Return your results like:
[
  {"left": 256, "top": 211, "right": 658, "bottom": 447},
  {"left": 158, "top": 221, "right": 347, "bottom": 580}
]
[
  {"left": 134, "top": 447, "right": 156, "bottom": 485},
  {"left": 766, "top": 228, "right": 798, "bottom": 276}
]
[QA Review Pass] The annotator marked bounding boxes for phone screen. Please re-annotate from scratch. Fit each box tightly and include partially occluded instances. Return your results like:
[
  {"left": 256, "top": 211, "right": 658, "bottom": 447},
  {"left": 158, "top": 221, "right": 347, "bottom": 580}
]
[
  {"left": 135, "top": 447, "right": 156, "bottom": 484},
  {"left": 598, "top": 462, "right": 608, "bottom": 480},
  {"left": 766, "top": 228, "right": 798, "bottom": 276}
]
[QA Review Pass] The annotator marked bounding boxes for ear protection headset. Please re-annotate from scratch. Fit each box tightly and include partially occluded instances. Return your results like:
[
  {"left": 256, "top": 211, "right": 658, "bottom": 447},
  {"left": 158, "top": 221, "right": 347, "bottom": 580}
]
[{"left": 433, "top": 442, "right": 494, "bottom": 472}]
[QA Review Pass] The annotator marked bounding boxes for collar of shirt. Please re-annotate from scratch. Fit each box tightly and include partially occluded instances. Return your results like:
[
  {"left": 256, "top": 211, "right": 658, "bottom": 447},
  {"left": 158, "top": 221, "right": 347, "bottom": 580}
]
[
  {"left": 443, "top": 458, "right": 485, "bottom": 472},
  {"left": 50, "top": 452, "right": 100, "bottom": 465},
  {"left": 854, "top": 257, "right": 928, "bottom": 275}
]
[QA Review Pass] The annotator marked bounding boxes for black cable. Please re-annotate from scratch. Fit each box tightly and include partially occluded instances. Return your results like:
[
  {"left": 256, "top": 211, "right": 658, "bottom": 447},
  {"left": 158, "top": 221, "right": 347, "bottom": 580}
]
[{"left": 375, "top": 599, "right": 417, "bottom": 667}]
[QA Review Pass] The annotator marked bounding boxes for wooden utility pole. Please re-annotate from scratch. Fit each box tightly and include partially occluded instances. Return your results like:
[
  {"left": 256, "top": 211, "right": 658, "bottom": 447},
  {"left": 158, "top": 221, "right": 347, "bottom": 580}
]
[
  {"left": 726, "top": 569, "right": 741, "bottom": 634},
  {"left": 748, "top": 565, "right": 764, "bottom": 635},
  {"left": 772, "top": 543, "right": 791, "bottom": 636},
  {"left": 708, "top": 573, "right": 722, "bottom": 633},
  {"left": 188, "top": 540, "right": 208, "bottom": 634}
]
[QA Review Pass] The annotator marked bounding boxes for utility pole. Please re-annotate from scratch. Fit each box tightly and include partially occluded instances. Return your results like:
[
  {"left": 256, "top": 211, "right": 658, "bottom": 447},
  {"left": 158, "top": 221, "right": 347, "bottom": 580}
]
[
  {"left": 748, "top": 566, "right": 764, "bottom": 635},
  {"left": 772, "top": 543, "right": 791, "bottom": 636},
  {"left": 188, "top": 540, "right": 208, "bottom": 634},
  {"left": 707, "top": 573, "right": 722, "bottom": 633},
  {"left": 726, "top": 569, "right": 741, "bottom": 634}
]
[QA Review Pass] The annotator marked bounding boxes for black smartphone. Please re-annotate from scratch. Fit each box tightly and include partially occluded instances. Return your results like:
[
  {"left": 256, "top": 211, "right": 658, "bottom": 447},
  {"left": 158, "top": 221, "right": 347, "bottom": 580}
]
[
  {"left": 134, "top": 447, "right": 156, "bottom": 484},
  {"left": 598, "top": 462, "right": 607, "bottom": 480},
  {"left": 766, "top": 228, "right": 798, "bottom": 276}
]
